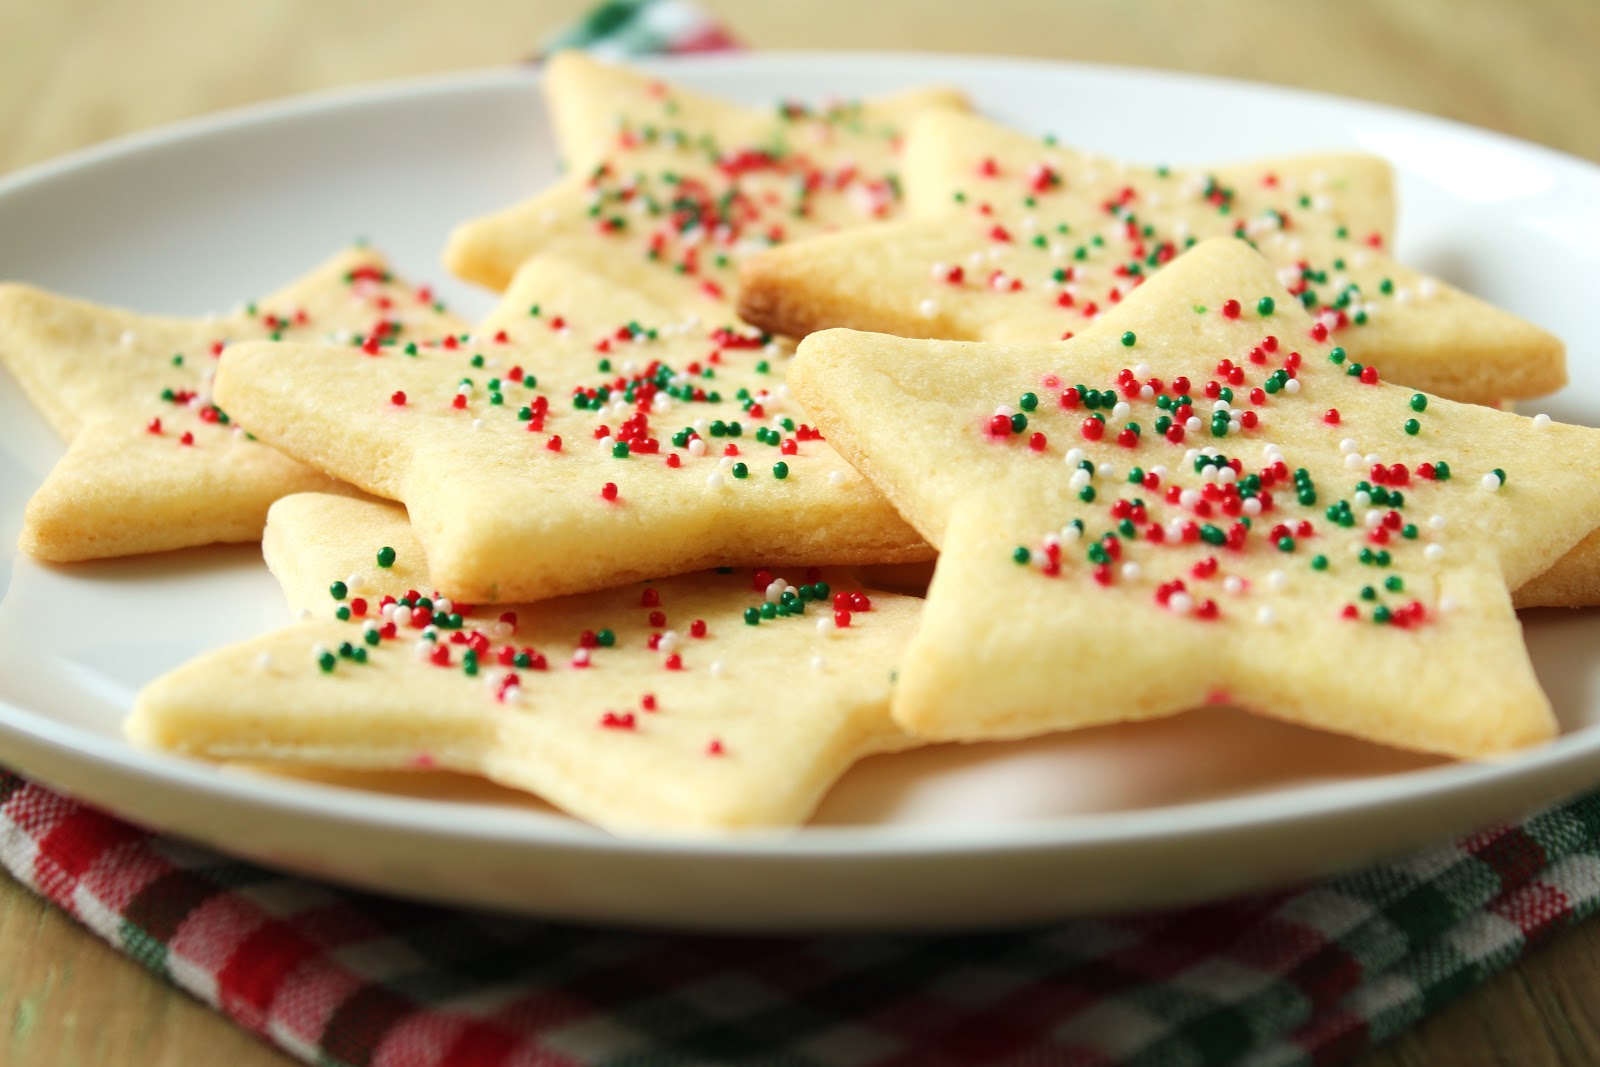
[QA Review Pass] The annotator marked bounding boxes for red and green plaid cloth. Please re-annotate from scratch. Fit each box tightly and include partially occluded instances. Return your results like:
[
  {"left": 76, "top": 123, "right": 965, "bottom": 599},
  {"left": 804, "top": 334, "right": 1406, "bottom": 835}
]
[
  {"left": 7, "top": 3, "right": 1600, "bottom": 1064},
  {"left": 6, "top": 765, "right": 1600, "bottom": 1065}
]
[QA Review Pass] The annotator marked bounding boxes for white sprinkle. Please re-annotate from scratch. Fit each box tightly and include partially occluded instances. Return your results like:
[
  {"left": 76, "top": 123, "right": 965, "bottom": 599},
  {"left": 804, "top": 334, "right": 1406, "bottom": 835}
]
[
  {"left": 1223, "top": 576, "right": 1245, "bottom": 596},
  {"left": 658, "top": 631, "right": 679, "bottom": 654},
  {"left": 1065, "top": 447, "right": 1087, "bottom": 466},
  {"left": 1283, "top": 378, "right": 1300, "bottom": 394},
  {"left": 1365, "top": 509, "right": 1385, "bottom": 529},
  {"left": 119, "top": 329, "right": 137, "bottom": 348},
  {"left": 1070, "top": 469, "right": 1092, "bottom": 490},
  {"left": 1139, "top": 385, "right": 1155, "bottom": 400},
  {"left": 1339, "top": 438, "right": 1359, "bottom": 454},
  {"left": 1365, "top": 453, "right": 1381, "bottom": 466},
  {"left": 765, "top": 579, "right": 787, "bottom": 603},
  {"left": 810, "top": 655, "right": 826, "bottom": 672},
  {"left": 828, "top": 470, "right": 847, "bottom": 486},
  {"left": 1133, "top": 362, "right": 1150, "bottom": 378},
  {"left": 345, "top": 574, "right": 367, "bottom": 592},
  {"left": 1150, "top": 465, "right": 1168, "bottom": 479},
  {"left": 1061, "top": 523, "right": 1084, "bottom": 541},
  {"left": 434, "top": 597, "right": 452, "bottom": 615},
  {"left": 1533, "top": 413, "right": 1552, "bottom": 428},
  {"left": 1480, "top": 472, "right": 1502, "bottom": 491},
  {"left": 1256, "top": 606, "right": 1276, "bottom": 625},
  {"left": 1120, "top": 562, "right": 1141, "bottom": 581},
  {"left": 1217, "top": 465, "right": 1237, "bottom": 484},
  {"left": 1242, "top": 497, "right": 1262, "bottom": 517},
  {"left": 918, "top": 298, "right": 938, "bottom": 318},
  {"left": 1098, "top": 462, "right": 1115, "bottom": 477},
  {"left": 1429, "top": 514, "right": 1447, "bottom": 530},
  {"left": 1419, "top": 277, "right": 1438, "bottom": 298},
  {"left": 717, "top": 455, "right": 734, "bottom": 470},
  {"left": 413, "top": 639, "right": 434, "bottom": 661},
  {"left": 1267, "top": 569, "right": 1288, "bottom": 592},
  {"left": 500, "top": 685, "right": 522, "bottom": 705},
  {"left": 1169, "top": 592, "right": 1193, "bottom": 615},
  {"left": 1353, "top": 490, "right": 1372, "bottom": 507},
  {"left": 710, "top": 660, "right": 726, "bottom": 677},
  {"left": 688, "top": 437, "right": 706, "bottom": 457},
  {"left": 255, "top": 651, "right": 274, "bottom": 671},
  {"left": 1424, "top": 544, "right": 1444, "bottom": 562},
  {"left": 1212, "top": 399, "right": 1231, "bottom": 413},
  {"left": 817, "top": 617, "right": 838, "bottom": 636},
  {"left": 1185, "top": 416, "right": 1202, "bottom": 433},
  {"left": 1344, "top": 454, "right": 1365, "bottom": 471},
  {"left": 1112, "top": 401, "right": 1131, "bottom": 420},
  {"left": 571, "top": 648, "right": 590, "bottom": 668},
  {"left": 930, "top": 262, "right": 947, "bottom": 279},
  {"left": 597, "top": 434, "right": 615, "bottom": 451},
  {"left": 1439, "top": 595, "right": 1458, "bottom": 613},
  {"left": 1180, "top": 489, "right": 1201, "bottom": 508}
]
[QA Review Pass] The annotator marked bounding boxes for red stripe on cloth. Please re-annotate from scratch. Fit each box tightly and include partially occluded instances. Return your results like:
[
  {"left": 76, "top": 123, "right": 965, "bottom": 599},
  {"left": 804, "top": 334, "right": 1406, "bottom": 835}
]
[
  {"left": 264, "top": 960, "right": 369, "bottom": 1051},
  {"left": 1464, "top": 825, "right": 1548, "bottom": 890},
  {"left": 876, "top": 977, "right": 1104, "bottom": 1066},
  {"left": 1490, "top": 881, "right": 1570, "bottom": 938},
  {"left": 434, "top": 1018, "right": 522, "bottom": 1067},
  {"left": 169, "top": 892, "right": 271, "bottom": 977},
  {"left": 31, "top": 807, "right": 145, "bottom": 911},
  {"left": 320, "top": 985, "right": 419, "bottom": 1067},
  {"left": 2, "top": 780, "right": 80, "bottom": 838},
  {"left": 1229, "top": 917, "right": 1364, "bottom": 1009},
  {"left": 123, "top": 867, "right": 229, "bottom": 943},
  {"left": 216, "top": 921, "right": 319, "bottom": 1033},
  {"left": 76, "top": 841, "right": 175, "bottom": 915}
]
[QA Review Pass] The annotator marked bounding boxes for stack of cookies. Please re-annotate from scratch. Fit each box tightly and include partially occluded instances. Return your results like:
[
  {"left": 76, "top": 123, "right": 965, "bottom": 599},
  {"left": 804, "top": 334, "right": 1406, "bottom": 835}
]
[{"left": 5, "top": 53, "right": 1598, "bottom": 835}]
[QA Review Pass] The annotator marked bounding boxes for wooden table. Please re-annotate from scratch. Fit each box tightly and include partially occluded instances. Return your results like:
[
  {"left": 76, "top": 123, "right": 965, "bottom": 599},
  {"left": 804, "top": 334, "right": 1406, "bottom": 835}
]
[{"left": 2, "top": 1, "right": 1598, "bottom": 1063}]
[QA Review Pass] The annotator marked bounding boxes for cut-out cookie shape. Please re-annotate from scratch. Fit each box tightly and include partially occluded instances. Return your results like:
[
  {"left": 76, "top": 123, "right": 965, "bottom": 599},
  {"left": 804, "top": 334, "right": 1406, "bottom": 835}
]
[
  {"left": 0, "top": 248, "right": 464, "bottom": 560},
  {"left": 213, "top": 255, "right": 930, "bottom": 604},
  {"left": 129, "top": 493, "right": 922, "bottom": 834},
  {"left": 446, "top": 50, "right": 967, "bottom": 320},
  {"left": 789, "top": 239, "right": 1600, "bottom": 758},
  {"left": 742, "top": 109, "right": 1563, "bottom": 406}
]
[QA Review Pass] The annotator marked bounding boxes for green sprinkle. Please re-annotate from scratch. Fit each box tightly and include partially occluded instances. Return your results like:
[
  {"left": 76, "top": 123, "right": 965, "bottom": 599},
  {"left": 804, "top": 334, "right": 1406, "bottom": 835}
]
[
  {"left": 363, "top": 629, "right": 381, "bottom": 647},
  {"left": 317, "top": 651, "right": 336, "bottom": 673},
  {"left": 1277, "top": 536, "right": 1296, "bottom": 552},
  {"left": 329, "top": 581, "right": 348, "bottom": 601},
  {"left": 1385, "top": 576, "right": 1404, "bottom": 592},
  {"left": 612, "top": 441, "right": 630, "bottom": 458},
  {"left": 1311, "top": 554, "right": 1329, "bottom": 571},
  {"left": 1360, "top": 585, "right": 1378, "bottom": 601},
  {"left": 1120, "top": 331, "right": 1137, "bottom": 347},
  {"left": 1410, "top": 393, "right": 1428, "bottom": 412},
  {"left": 597, "top": 629, "right": 615, "bottom": 648},
  {"left": 1435, "top": 461, "right": 1452, "bottom": 481},
  {"left": 1373, "top": 606, "right": 1393, "bottom": 624},
  {"left": 1010, "top": 412, "right": 1028, "bottom": 433},
  {"left": 732, "top": 462, "right": 749, "bottom": 479},
  {"left": 760, "top": 602, "right": 777, "bottom": 620},
  {"left": 1328, "top": 347, "right": 1346, "bottom": 365},
  {"left": 1079, "top": 485, "right": 1096, "bottom": 503},
  {"left": 336, "top": 606, "right": 351, "bottom": 621},
  {"left": 1019, "top": 392, "right": 1038, "bottom": 412},
  {"left": 1256, "top": 296, "right": 1275, "bottom": 316},
  {"left": 744, "top": 607, "right": 760, "bottom": 625},
  {"left": 1013, "top": 546, "right": 1031, "bottom": 565},
  {"left": 772, "top": 461, "right": 789, "bottom": 480},
  {"left": 1404, "top": 419, "right": 1420, "bottom": 436}
]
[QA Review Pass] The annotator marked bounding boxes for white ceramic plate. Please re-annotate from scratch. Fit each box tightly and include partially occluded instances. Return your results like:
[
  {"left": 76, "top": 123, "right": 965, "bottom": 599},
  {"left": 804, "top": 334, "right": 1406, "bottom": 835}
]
[{"left": 4, "top": 54, "right": 1600, "bottom": 931}]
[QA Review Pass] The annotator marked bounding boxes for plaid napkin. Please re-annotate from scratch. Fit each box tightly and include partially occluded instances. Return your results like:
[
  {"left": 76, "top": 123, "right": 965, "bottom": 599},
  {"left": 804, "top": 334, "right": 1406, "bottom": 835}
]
[{"left": 6, "top": 3, "right": 1600, "bottom": 1065}]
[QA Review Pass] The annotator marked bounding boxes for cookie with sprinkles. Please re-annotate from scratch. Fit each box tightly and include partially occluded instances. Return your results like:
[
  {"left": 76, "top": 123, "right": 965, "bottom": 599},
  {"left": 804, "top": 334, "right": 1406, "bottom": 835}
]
[
  {"left": 128, "top": 493, "right": 922, "bottom": 834},
  {"left": 444, "top": 50, "right": 967, "bottom": 317},
  {"left": 741, "top": 109, "right": 1564, "bottom": 406},
  {"left": 788, "top": 237, "right": 1600, "bottom": 758},
  {"left": 0, "top": 248, "right": 464, "bottom": 561},
  {"left": 212, "top": 254, "right": 931, "bottom": 604}
]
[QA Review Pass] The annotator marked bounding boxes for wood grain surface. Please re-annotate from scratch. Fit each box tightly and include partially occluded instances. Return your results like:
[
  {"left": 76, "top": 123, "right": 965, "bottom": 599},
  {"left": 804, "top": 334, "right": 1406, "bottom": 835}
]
[{"left": 2, "top": 1, "right": 1598, "bottom": 1064}]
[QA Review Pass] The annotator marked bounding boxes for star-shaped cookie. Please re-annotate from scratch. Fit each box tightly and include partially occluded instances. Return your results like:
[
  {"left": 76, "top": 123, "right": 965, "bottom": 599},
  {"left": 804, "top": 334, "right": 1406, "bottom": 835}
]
[
  {"left": 789, "top": 238, "right": 1600, "bottom": 757},
  {"left": 743, "top": 109, "right": 1564, "bottom": 406},
  {"left": 128, "top": 493, "right": 921, "bottom": 834},
  {"left": 0, "top": 248, "right": 464, "bottom": 560},
  {"left": 445, "top": 50, "right": 967, "bottom": 319},
  {"left": 213, "top": 255, "right": 930, "bottom": 605}
]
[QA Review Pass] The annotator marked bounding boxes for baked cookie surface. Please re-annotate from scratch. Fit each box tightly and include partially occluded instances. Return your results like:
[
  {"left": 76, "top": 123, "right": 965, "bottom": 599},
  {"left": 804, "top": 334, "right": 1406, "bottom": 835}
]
[
  {"left": 743, "top": 110, "right": 1564, "bottom": 406},
  {"left": 0, "top": 248, "right": 463, "bottom": 560},
  {"left": 789, "top": 239, "right": 1600, "bottom": 757},
  {"left": 128, "top": 493, "right": 922, "bottom": 835}
]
